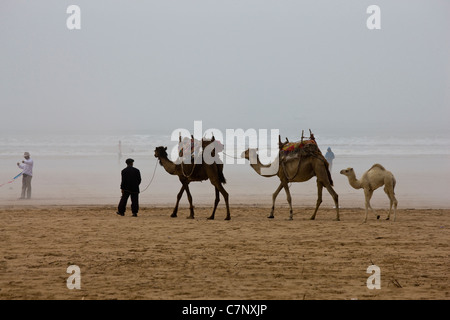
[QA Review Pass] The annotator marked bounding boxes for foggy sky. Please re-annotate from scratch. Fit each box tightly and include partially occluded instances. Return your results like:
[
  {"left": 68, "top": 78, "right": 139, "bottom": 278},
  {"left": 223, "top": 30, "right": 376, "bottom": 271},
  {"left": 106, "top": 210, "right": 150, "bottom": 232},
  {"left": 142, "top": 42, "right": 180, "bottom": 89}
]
[{"left": 1, "top": 0, "right": 449, "bottom": 137}]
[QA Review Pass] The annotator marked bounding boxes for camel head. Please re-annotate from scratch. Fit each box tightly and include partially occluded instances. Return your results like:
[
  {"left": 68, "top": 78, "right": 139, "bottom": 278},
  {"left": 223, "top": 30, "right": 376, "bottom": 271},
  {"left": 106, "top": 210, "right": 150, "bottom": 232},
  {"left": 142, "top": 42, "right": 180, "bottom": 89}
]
[
  {"left": 340, "top": 168, "right": 355, "bottom": 177},
  {"left": 154, "top": 146, "right": 168, "bottom": 162},
  {"left": 241, "top": 148, "right": 258, "bottom": 161}
]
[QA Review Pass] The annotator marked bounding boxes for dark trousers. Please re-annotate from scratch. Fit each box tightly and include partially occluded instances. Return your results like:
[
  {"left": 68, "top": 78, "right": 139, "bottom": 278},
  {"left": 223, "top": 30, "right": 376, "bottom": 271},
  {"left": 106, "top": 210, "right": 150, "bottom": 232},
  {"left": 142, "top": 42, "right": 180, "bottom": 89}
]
[
  {"left": 118, "top": 191, "right": 139, "bottom": 215},
  {"left": 21, "top": 174, "right": 32, "bottom": 199}
]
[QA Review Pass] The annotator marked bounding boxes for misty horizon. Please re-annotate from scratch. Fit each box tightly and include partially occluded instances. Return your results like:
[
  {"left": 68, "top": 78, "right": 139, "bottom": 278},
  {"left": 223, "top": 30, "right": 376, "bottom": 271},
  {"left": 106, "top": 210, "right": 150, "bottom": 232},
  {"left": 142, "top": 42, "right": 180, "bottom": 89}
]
[{"left": 1, "top": 1, "right": 449, "bottom": 137}]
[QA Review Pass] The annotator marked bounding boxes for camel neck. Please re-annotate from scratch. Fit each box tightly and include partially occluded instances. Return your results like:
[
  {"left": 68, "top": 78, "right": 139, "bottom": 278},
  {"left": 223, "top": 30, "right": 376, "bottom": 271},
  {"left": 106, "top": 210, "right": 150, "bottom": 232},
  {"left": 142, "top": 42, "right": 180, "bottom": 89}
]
[
  {"left": 347, "top": 174, "right": 362, "bottom": 189},
  {"left": 248, "top": 152, "right": 278, "bottom": 177},
  {"left": 158, "top": 155, "right": 177, "bottom": 175}
]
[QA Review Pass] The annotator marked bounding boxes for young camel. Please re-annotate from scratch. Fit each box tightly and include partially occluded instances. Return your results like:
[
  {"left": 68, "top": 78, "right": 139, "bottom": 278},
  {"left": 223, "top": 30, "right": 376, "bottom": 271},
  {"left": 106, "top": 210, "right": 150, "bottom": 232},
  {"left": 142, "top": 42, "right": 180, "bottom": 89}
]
[
  {"left": 340, "top": 164, "right": 398, "bottom": 222},
  {"left": 241, "top": 148, "right": 339, "bottom": 221}
]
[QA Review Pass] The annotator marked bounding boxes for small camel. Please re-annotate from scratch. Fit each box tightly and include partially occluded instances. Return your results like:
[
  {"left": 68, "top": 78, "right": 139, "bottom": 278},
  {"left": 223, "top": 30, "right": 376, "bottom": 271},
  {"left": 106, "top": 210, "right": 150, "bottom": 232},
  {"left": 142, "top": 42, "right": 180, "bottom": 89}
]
[{"left": 340, "top": 164, "right": 398, "bottom": 222}]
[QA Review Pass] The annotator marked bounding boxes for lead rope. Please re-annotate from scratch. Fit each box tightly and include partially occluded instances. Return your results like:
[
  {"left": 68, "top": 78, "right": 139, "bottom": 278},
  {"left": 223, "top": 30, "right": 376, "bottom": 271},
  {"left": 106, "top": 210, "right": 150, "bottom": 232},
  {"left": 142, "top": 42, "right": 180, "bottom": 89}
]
[
  {"left": 223, "top": 151, "right": 241, "bottom": 160},
  {"left": 140, "top": 161, "right": 159, "bottom": 193}
]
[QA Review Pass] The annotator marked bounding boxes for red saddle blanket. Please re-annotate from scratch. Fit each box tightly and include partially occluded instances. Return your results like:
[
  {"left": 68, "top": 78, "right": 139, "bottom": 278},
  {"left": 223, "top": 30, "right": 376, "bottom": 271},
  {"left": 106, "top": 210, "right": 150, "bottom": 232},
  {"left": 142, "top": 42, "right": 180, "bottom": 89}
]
[{"left": 280, "top": 139, "right": 317, "bottom": 156}]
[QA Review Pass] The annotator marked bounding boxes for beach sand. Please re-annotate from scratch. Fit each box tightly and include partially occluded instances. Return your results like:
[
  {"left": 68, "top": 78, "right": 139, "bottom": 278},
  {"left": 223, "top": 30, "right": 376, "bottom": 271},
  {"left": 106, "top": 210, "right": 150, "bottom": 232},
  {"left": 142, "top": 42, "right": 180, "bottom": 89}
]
[
  {"left": 0, "top": 205, "right": 449, "bottom": 300},
  {"left": 1, "top": 152, "right": 449, "bottom": 300}
]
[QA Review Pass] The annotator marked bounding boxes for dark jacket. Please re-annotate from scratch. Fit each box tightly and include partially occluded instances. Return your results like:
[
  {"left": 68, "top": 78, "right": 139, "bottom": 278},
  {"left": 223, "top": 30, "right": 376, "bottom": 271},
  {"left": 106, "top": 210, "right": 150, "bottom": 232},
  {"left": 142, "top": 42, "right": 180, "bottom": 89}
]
[{"left": 120, "top": 166, "right": 142, "bottom": 193}]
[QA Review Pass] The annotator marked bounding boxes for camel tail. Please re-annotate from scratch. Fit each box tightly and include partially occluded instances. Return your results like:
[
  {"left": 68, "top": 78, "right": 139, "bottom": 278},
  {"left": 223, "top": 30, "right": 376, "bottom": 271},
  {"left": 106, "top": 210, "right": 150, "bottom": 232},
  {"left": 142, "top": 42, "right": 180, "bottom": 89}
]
[
  {"left": 218, "top": 168, "right": 226, "bottom": 184},
  {"left": 325, "top": 160, "right": 333, "bottom": 186}
]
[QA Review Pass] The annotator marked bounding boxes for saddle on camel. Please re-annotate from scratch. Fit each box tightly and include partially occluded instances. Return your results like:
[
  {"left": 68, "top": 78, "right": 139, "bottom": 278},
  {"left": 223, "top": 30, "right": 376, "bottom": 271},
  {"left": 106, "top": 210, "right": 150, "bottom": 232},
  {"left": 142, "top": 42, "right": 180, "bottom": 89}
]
[
  {"left": 278, "top": 129, "right": 327, "bottom": 164},
  {"left": 178, "top": 134, "right": 224, "bottom": 164}
]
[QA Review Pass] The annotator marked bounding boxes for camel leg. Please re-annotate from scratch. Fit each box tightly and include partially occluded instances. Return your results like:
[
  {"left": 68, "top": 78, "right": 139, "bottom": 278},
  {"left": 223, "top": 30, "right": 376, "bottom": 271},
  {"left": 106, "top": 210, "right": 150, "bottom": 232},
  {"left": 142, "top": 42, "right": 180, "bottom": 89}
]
[
  {"left": 209, "top": 184, "right": 230, "bottom": 220},
  {"left": 324, "top": 183, "right": 340, "bottom": 221},
  {"left": 363, "top": 189, "right": 379, "bottom": 223},
  {"left": 281, "top": 181, "right": 294, "bottom": 220},
  {"left": 185, "top": 184, "right": 195, "bottom": 219},
  {"left": 393, "top": 196, "right": 398, "bottom": 222},
  {"left": 269, "top": 182, "right": 284, "bottom": 219},
  {"left": 171, "top": 185, "right": 185, "bottom": 217},
  {"left": 384, "top": 185, "right": 398, "bottom": 221},
  {"left": 310, "top": 182, "right": 323, "bottom": 220},
  {"left": 208, "top": 187, "right": 220, "bottom": 220}
]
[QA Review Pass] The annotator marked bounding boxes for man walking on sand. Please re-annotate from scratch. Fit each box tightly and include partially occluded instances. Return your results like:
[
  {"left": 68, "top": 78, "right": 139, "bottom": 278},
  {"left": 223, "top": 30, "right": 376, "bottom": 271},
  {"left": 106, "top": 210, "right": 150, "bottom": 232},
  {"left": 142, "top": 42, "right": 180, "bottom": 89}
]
[
  {"left": 117, "top": 158, "right": 141, "bottom": 217},
  {"left": 17, "top": 152, "right": 33, "bottom": 199}
]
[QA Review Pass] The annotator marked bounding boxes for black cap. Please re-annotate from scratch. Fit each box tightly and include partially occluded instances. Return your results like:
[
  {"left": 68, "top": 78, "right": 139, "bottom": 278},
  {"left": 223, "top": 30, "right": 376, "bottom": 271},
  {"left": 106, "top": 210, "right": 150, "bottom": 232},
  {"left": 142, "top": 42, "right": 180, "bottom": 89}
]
[{"left": 125, "top": 158, "right": 134, "bottom": 165}]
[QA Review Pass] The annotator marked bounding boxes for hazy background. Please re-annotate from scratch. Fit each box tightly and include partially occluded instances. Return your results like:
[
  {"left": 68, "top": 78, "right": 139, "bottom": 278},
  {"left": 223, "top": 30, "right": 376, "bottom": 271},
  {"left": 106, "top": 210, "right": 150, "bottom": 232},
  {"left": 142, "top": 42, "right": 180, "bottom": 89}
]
[
  {"left": 1, "top": 0, "right": 449, "bottom": 136},
  {"left": 1, "top": 1, "right": 449, "bottom": 209}
]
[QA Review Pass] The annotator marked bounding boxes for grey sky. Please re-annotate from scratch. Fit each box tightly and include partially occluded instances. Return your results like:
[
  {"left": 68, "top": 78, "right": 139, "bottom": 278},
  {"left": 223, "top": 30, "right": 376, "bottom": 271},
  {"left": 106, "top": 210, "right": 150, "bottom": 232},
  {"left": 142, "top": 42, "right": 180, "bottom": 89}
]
[{"left": 1, "top": 0, "right": 449, "bottom": 136}]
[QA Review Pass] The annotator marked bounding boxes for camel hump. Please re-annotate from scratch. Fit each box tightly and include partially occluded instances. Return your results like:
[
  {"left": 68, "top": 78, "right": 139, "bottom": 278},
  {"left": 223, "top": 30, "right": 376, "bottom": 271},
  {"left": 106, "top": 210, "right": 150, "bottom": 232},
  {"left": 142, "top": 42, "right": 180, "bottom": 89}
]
[{"left": 369, "top": 164, "right": 386, "bottom": 171}]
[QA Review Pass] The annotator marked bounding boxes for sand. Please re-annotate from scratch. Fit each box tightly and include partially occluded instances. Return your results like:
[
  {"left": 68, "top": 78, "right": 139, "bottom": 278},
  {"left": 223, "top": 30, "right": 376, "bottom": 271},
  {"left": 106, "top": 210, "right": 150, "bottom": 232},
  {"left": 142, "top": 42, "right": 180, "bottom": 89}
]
[
  {"left": 0, "top": 204, "right": 449, "bottom": 300},
  {"left": 1, "top": 152, "right": 449, "bottom": 300}
]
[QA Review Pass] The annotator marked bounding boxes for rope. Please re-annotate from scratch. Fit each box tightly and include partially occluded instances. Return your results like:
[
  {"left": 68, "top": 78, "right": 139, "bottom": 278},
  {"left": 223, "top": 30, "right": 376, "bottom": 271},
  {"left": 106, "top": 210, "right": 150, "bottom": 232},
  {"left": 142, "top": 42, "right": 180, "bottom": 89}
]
[
  {"left": 140, "top": 161, "right": 158, "bottom": 193},
  {"left": 281, "top": 157, "right": 302, "bottom": 181},
  {"left": 0, "top": 171, "right": 23, "bottom": 188},
  {"left": 223, "top": 151, "right": 241, "bottom": 160},
  {"left": 181, "top": 161, "right": 196, "bottom": 178}
]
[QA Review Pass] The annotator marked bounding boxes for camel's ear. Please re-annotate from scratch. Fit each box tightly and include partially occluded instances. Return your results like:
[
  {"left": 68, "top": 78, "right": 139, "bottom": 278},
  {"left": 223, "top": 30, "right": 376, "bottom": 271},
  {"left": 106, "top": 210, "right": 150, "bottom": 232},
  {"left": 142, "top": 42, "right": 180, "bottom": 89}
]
[
  {"left": 164, "top": 147, "right": 167, "bottom": 150},
  {"left": 211, "top": 135, "right": 215, "bottom": 141},
  {"left": 179, "top": 132, "right": 181, "bottom": 143},
  {"left": 278, "top": 135, "right": 282, "bottom": 145}
]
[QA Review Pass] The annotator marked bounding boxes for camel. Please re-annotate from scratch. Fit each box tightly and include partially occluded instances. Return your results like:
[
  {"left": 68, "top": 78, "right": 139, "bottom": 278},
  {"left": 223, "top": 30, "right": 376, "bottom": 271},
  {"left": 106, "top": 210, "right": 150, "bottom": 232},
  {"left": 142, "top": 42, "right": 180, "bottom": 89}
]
[
  {"left": 340, "top": 164, "right": 397, "bottom": 222},
  {"left": 241, "top": 145, "right": 339, "bottom": 221},
  {"left": 154, "top": 137, "right": 230, "bottom": 220}
]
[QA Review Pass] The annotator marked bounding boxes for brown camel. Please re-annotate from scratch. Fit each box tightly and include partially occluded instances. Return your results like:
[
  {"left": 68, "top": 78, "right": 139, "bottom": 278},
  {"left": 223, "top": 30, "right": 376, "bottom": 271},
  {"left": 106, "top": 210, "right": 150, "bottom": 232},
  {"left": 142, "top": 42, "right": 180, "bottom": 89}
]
[
  {"left": 241, "top": 146, "right": 339, "bottom": 221},
  {"left": 154, "top": 139, "right": 230, "bottom": 220},
  {"left": 340, "top": 164, "right": 397, "bottom": 222}
]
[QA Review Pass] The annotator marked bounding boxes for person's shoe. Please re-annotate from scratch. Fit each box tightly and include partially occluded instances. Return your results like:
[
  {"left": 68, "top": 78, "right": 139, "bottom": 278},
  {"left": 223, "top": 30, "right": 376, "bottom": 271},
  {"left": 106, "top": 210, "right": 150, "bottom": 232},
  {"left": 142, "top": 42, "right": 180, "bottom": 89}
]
[{"left": 116, "top": 211, "right": 124, "bottom": 216}]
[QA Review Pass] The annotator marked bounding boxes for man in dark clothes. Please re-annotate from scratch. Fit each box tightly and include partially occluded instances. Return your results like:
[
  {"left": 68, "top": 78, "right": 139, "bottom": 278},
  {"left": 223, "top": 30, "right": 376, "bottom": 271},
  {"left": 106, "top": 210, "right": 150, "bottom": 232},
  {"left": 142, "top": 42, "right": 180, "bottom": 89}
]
[{"left": 117, "top": 158, "right": 142, "bottom": 217}]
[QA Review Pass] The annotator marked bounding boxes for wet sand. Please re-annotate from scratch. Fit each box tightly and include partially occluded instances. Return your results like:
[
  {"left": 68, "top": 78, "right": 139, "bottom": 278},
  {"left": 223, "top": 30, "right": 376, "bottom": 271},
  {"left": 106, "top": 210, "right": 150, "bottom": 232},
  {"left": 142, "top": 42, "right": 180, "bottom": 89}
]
[{"left": 0, "top": 205, "right": 449, "bottom": 300}]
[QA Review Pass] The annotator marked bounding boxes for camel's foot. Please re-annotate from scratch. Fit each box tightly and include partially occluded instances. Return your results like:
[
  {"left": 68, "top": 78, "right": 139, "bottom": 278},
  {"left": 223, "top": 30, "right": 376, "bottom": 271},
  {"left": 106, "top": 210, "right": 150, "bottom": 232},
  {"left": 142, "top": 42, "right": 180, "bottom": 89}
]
[
  {"left": 224, "top": 216, "right": 231, "bottom": 221},
  {"left": 288, "top": 217, "right": 293, "bottom": 221},
  {"left": 334, "top": 218, "right": 340, "bottom": 221},
  {"left": 267, "top": 215, "right": 274, "bottom": 219},
  {"left": 207, "top": 216, "right": 215, "bottom": 220},
  {"left": 376, "top": 215, "right": 380, "bottom": 220},
  {"left": 170, "top": 213, "right": 177, "bottom": 218},
  {"left": 309, "top": 216, "right": 316, "bottom": 220},
  {"left": 386, "top": 217, "right": 390, "bottom": 220},
  {"left": 186, "top": 215, "right": 194, "bottom": 219}
]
